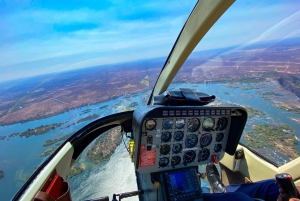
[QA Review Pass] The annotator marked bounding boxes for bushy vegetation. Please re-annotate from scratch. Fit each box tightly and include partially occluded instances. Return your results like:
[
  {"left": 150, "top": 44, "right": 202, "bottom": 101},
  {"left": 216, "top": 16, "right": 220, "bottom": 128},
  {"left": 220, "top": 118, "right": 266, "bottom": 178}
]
[
  {"left": 245, "top": 132, "right": 265, "bottom": 148},
  {"left": 77, "top": 114, "right": 99, "bottom": 123},
  {"left": 277, "top": 105, "right": 300, "bottom": 114},
  {"left": 19, "top": 123, "right": 62, "bottom": 138},
  {"left": 244, "top": 106, "right": 265, "bottom": 117},
  {"left": 43, "top": 133, "right": 74, "bottom": 147},
  {"left": 87, "top": 127, "right": 122, "bottom": 164},
  {"left": 246, "top": 124, "right": 298, "bottom": 160},
  {"left": 39, "top": 147, "right": 55, "bottom": 157}
]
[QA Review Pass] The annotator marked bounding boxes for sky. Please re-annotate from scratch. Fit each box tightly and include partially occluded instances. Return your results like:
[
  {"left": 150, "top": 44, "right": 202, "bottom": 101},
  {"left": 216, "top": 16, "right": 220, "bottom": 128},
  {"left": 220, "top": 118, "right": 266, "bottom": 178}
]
[{"left": 0, "top": 0, "right": 300, "bottom": 82}]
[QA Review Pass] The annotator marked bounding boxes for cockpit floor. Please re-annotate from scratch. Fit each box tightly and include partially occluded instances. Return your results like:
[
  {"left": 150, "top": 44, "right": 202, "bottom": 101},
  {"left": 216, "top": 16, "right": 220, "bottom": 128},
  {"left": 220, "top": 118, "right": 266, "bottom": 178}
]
[{"left": 220, "top": 163, "right": 252, "bottom": 186}]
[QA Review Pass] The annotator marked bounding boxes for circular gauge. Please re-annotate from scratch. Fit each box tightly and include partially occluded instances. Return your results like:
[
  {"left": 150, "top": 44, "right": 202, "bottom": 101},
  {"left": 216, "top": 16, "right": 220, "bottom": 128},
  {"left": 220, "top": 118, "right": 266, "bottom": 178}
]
[
  {"left": 216, "top": 117, "right": 228, "bottom": 131},
  {"left": 161, "top": 132, "right": 172, "bottom": 142},
  {"left": 198, "top": 148, "right": 210, "bottom": 161},
  {"left": 185, "top": 134, "right": 198, "bottom": 148},
  {"left": 145, "top": 119, "right": 156, "bottom": 130},
  {"left": 200, "top": 134, "right": 212, "bottom": 147},
  {"left": 172, "top": 143, "right": 182, "bottom": 154},
  {"left": 214, "top": 144, "right": 222, "bottom": 152},
  {"left": 160, "top": 144, "right": 170, "bottom": 155},
  {"left": 183, "top": 150, "right": 196, "bottom": 164},
  {"left": 175, "top": 118, "right": 185, "bottom": 129},
  {"left": 159, "top": 157, "right": 169, "bottom": 167},
  {"left": 203, "top": 118, "right": 215, "bottom": 131},
  {"left": 171, "top": 155, "right": 181, "bottom": 166},
  {"left": 187, "top": 118, "right": 200, "bottom": 132},
  {"left": 162, "top": 119, "right": 173, "bottom": 130},
  {"left": 174, "top": 131, "right": 184, "bottom": 141},
  {"left": 216, "top": 132, "right": 224, "bottom": 142}
]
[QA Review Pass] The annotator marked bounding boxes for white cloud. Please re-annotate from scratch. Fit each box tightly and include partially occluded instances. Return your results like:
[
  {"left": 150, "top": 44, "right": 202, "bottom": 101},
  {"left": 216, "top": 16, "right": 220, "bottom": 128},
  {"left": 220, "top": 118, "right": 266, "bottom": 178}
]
[
  {"left": 1, "top": 0, "right": 299, "bottom": 82},
  {"left": 0, "top": 2, "right": 194, "bottom": 81}
]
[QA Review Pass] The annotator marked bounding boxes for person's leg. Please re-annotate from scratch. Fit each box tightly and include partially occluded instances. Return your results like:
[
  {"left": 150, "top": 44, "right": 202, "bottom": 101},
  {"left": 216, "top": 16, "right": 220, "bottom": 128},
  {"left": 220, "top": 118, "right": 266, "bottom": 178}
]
[
  {"left": 203, "top": 192, "right": 253, "bottom": 201},
  {"left": 226, "top": 179, "right": 279, "bottom": 201}
]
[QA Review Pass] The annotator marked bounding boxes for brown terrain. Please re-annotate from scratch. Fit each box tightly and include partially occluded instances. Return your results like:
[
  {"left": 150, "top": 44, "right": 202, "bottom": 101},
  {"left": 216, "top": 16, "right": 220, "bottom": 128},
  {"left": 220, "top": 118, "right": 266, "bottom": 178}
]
[
  {"left": 0, "top": 60, "right": 162, "bottom": 125},
  {"left": 0, "top": 37, "right": 300, "bottom": 125}
]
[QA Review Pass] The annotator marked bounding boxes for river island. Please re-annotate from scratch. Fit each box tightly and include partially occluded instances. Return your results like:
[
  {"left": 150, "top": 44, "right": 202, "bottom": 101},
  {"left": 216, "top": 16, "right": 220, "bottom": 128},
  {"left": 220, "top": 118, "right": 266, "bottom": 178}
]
[
  {"left": 77, "top": 114, "right": 99, "bottom": 124},
  {"left": 66, "top": 126, "right": 122, "bottom": 179},
  {"left": 43, "top": 133, "right": 74, "bottom": 147},
  {"left": 19, "top": 123, "right": 62, "bottom": 138},
  {"left": 245, "top": 124, "right": 299, "bottom": 161},
  {"left": 39, "top": 147, "right": 55, "bottom": 157}
]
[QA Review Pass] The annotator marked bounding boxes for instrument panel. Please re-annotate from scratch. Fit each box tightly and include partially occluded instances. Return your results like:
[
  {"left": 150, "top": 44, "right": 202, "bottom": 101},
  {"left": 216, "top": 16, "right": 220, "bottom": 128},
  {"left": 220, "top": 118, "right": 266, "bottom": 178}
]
[{"left": 132, "top": 106, "right": 247, "bottom": 173}]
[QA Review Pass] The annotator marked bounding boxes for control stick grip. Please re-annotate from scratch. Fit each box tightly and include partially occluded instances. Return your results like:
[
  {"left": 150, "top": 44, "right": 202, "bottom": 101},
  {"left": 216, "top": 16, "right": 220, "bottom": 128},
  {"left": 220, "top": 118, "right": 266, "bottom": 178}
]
[
  {"left": 276, "top": 173, "right": 299, "bottom": 201},
  {"left": 206, "top": 163, "right": 226, "bottom": 193}
]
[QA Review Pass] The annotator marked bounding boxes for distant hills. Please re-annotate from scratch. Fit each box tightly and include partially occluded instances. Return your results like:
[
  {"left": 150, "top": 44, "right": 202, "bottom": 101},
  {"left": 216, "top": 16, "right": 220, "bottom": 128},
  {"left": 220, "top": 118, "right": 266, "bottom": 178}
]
[{"left": 0, "top": 37, "right": 299, "bottom": 125}]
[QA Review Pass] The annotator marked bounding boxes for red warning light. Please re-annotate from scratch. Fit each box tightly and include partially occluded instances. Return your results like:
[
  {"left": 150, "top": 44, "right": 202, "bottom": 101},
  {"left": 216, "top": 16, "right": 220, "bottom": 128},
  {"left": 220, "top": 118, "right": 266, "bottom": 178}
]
[{"left": 212, "top": 154, "right": 218, "bottom": 164}]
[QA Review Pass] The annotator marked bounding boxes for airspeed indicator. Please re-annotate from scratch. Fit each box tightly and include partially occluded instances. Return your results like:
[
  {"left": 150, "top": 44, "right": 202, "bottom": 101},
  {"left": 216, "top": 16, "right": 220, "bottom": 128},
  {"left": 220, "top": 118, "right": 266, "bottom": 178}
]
[{"left": 162, "top": 119, "right": 173, "bottom": 130}]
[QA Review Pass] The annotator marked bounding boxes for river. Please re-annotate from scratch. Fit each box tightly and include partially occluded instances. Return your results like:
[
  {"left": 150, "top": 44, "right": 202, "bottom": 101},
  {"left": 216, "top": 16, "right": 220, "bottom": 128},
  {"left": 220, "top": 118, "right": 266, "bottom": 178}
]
[{"left": 0, "top": 81, "right": 299, "bottom": 200}]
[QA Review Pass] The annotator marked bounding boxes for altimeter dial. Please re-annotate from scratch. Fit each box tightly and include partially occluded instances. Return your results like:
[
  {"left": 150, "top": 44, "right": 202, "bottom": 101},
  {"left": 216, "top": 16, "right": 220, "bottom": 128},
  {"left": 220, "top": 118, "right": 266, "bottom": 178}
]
[
  {"left": 185, "top": 134, "right": 198, "bottom": 148},
  {"left": 200, "top": 133, "right": 212, "bottom": 147}
]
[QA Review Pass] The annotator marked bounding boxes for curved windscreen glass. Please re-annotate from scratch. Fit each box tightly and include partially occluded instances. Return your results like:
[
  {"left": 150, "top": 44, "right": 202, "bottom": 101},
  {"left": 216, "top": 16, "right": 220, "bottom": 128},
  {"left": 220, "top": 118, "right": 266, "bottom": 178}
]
[
  {"left": 0, "top": 1, "right": 196, "bottom": 200},
  {"left": 1, "top": 0, "right": 300, "bottom": 200},
  {"left": 170, "top": 0, "right": 300, "bottom": 166}
]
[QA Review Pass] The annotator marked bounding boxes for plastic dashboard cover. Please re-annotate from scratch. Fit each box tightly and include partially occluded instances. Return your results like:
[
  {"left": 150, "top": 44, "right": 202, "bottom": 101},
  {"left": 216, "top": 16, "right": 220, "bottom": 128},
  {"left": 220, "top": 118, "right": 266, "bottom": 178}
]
[{"left": 132, "top": 105, "right": 247, "bottom": 173}]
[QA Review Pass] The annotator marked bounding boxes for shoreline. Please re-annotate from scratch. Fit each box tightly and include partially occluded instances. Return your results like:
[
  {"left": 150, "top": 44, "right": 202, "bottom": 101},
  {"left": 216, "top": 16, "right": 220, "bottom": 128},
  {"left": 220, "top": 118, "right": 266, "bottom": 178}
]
[
  {"left": 0, "top": 77, "right": 299, "bottom": 127},
  {"left": 0, "top": 78, "right": 265, "bottom": 126},
  {"left": 0, "top": 91, "right": 146, "bottom": 126}
]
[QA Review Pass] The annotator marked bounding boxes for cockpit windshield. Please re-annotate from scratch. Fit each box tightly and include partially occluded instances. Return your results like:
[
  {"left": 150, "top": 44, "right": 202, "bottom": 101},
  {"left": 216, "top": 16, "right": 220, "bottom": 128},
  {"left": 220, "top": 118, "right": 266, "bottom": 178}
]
[
  {"left": 0, "top": 1, "right": 196, "bottom": 200},
  {"left": 0, "top": 0, "right": 300, "bottom": 200},
  {"left": 170, "top": 0, "right": 300, "bottom": 166}
]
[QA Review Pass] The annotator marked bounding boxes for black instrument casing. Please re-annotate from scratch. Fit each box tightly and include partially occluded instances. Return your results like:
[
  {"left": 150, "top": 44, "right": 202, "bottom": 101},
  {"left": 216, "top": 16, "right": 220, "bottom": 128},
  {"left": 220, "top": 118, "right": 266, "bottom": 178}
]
[{"left": 132, "top": 106, "right": 247, "bottom": 173}]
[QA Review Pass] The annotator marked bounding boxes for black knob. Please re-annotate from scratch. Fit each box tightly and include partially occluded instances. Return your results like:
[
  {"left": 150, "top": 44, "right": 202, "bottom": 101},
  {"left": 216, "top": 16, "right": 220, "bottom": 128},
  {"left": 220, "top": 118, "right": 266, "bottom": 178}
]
[{"left": 235, "top": 150, "right": 244, "bottom": 159}]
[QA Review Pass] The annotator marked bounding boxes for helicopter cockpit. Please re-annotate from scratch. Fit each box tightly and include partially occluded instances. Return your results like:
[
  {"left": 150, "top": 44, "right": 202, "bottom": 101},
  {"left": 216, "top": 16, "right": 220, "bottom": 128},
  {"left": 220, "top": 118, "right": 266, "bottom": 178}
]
[
  {"left": 131, "top": 95, "right": 247, "bottom": 201},
  {"left": 7, "top": 0, "right": 300, "bottom": 201}
]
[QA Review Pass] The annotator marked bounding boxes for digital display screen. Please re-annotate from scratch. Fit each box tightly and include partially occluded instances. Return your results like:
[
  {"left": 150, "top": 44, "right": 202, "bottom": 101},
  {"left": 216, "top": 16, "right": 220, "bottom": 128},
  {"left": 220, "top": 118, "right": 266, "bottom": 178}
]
[{"left": 169, "top": 171, "right": 195, "bottom": 194}]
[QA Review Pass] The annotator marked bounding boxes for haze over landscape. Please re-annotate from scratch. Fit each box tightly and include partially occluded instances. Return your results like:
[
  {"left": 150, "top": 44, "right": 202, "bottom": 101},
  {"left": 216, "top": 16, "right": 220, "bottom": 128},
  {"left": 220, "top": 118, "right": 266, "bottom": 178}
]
[
  {"left": 1, "top": 37, "right": 300, "bottom": 125},
  {"left": 1, "top": 0, "right": 300, "bottom": 81}
]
